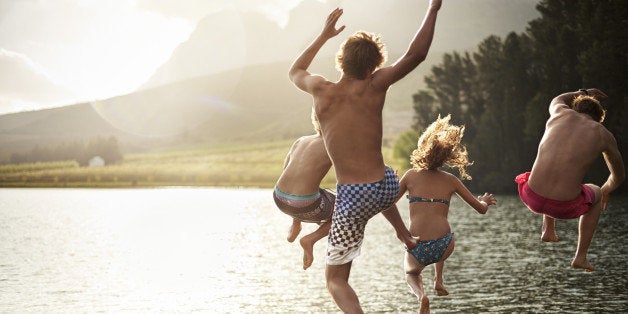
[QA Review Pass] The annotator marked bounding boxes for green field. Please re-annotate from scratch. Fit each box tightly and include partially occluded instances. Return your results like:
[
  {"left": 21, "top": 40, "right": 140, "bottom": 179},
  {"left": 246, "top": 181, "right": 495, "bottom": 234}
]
[{"left": 0, "top": 141, "right": 407, "bottom": 188}]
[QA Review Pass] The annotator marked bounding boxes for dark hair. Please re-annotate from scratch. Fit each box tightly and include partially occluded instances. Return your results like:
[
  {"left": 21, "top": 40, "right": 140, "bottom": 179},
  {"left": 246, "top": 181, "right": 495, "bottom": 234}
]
[
  {"left": 336, "top": 31, "right": 386, "bottom": 79},
  {"left": 572, "top": 95, "right": 605, "bottom": 122}
]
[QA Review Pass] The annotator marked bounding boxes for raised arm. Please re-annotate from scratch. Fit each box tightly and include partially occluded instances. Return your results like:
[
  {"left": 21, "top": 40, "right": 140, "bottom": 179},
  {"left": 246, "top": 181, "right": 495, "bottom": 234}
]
[
  {"left": 288, "top": 8, "right": 346, "bottom": 94},
  {"left": 600, "top": 132, "right": 625, "bottom": 208},
  {"left": 549, "top": 88, "right": 608, "bottom": 115},
  {"left": 372, "top": 0, "right": 442, "bottom": 88},
  {"left": 452, "top": 175, "right": 496, "bottom": 214}
]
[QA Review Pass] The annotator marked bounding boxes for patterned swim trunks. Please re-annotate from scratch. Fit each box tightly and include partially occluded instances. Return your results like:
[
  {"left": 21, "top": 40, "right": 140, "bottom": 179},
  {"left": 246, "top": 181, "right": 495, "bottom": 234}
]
[
  {"left": 273, "top": 187, "right": 336, "bottom": 223},
  {"left": 326, "top": 166, "right": 399, "bottom": 265}
]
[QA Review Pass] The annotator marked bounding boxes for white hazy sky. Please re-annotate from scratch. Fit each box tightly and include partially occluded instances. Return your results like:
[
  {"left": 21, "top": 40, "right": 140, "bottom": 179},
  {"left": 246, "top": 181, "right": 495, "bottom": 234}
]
[{"left": 0, "top": 0, "right": 306, "bottom": 114}]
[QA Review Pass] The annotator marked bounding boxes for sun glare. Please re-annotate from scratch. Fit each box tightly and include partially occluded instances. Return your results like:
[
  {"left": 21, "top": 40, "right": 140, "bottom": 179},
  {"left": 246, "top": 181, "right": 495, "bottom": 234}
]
[{"left": 0, "top": 0, "right": 304, "bottom": 114}]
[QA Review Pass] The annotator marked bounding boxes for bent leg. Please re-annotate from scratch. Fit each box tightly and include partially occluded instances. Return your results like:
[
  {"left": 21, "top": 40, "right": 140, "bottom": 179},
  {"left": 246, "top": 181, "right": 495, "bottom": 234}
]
[
  {"left": 300, "top": 221, "right": 331, "bottom": 270},
  {"left": 541, "top": 215, "right": 559, "bottom": 242},
  {"left": 572, "top": 184, "right": 602, "bottom": 272},
  {"left": 434, "top": 238, "right": 454, "bottom": 296},
  {"left": 405, "top": 253, "right": 429, "bottom": 313},
  {"left": 434, "top": 261, "right": 448, "bottom": 296},
  {"left": 326, "top": 262, "right": 363, "bottom": 314},
  {"left": 287, "top": 218, "right": 302, "bottom": 242}
]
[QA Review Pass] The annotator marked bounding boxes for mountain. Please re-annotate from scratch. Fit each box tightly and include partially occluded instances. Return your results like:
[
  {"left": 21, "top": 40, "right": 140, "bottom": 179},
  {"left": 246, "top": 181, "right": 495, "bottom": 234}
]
[
  {"left": 0, "top": 0, "right": 541, "bottom": 161},
  {"left": 142, "top": 0, "right": 540, "bottom": 89},
  {"left": 0, "top": 62, "right": 313, "bottom": 160},
  {"left": 0, "top": 58, "right": 425, "bottom": 161}
]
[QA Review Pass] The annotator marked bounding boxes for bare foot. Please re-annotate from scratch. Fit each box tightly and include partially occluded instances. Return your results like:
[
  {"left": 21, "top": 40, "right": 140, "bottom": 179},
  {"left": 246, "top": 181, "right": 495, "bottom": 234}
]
[
  {"left": 571, "top": 257, "right": 594, "bottom": 272},
  {"left": 434, "top": 282, "right": 449, "bottom": 296},
  {"left": 300, "top": 237, "right": 314, "bottom": 270},
  {"left": 541, "top": 232, "right": 559, "bottom": 242},
  {"left": 287, "top": 222, "right": 302, "bottom": 243},
  {"left": 419, "top": 295, "right": 430, "bottom": 314}
]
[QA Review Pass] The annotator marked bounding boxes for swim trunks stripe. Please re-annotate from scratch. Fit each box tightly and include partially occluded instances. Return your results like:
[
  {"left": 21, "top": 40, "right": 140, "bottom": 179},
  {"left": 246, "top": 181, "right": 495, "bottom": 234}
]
[{"left": 274, "top": 188, "right": 336, "bottom": 223}]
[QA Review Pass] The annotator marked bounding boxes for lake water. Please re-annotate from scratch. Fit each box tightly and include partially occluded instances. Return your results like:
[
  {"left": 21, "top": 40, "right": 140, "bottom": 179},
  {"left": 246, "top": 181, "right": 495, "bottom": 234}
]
[{"left": 0, "top": 188, "right": 626, "bottom": 313}]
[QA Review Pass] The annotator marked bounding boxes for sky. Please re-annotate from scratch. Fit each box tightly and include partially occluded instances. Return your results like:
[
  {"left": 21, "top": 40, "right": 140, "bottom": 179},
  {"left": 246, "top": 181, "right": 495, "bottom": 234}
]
[{"left": 0, "top": 0, "right": 305, "bottom": 114}]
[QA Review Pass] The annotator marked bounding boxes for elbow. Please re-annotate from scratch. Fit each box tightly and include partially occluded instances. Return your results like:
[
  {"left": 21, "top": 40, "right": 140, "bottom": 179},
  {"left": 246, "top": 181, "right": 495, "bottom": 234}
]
[{"left": 288, "top": 69, "right": 297, "bottom": 83}]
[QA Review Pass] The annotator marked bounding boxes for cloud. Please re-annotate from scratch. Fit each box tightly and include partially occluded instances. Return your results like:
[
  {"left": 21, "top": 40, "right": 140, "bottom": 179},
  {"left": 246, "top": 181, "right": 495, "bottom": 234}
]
[
  {"left": 136, "top": 0, "right": 303, "bottom": 27},
  {"left": 0, "top": 49, "right": 74, "bottom": 103},
  {"left": 0, "top": 0, "right": 194, "bottom": 105}
]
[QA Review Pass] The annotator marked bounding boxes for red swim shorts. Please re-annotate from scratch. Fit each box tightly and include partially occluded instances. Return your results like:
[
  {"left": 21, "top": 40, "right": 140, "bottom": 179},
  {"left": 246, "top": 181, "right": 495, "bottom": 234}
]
[{"left": 515, "top": 172, "right": 596, "bottom": 219}]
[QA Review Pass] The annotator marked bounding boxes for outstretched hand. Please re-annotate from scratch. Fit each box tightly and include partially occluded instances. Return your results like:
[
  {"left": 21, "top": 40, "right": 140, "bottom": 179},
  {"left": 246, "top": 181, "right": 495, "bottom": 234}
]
[
  {"left": 321, "top": 8, "right": 345, "bottom": 39},
  {"left": 478, "top": 193, "right": 497, "bottom": 206}
]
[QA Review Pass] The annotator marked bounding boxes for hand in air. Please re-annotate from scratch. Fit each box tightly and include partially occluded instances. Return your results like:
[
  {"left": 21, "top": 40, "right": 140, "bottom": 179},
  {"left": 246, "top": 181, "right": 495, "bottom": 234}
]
[
  {"left": 585, "top": 88, "right": 608, "bottom": 101},
  {"left": 430, "top": 0, "right": 443, "bottom": 11},
  {"left": 321, "top": 8, "right": 346, "bottom": 39},
  {"left": 478, "top": 193, "right": 497, "bottom": 206}
]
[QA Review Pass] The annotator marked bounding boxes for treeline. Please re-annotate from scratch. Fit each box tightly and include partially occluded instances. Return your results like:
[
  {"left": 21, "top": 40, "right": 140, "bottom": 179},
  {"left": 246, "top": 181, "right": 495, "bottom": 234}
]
[
  {"left": 396, "top": 0, "right": 627, "bottom": 193},
  {"left": 7, "top": 136, "right": 123, "bottom": 166}
]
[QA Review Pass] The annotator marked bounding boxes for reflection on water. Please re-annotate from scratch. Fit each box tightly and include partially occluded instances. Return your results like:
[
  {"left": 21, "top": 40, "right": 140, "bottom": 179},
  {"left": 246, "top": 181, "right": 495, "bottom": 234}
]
[{"left": 0, "top": 188, "right": 626, "bottom": 313}]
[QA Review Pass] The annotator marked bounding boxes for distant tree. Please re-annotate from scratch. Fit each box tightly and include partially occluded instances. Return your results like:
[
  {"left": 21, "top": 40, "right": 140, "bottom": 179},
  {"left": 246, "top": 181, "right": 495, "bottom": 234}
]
[
  {"left": 5, "top": 136, "right": 123, "bottom": 166},
  {"left": 100, "top": 136, "right": 124, "bottom": 165},
  {"left": 392, "top": 130, "right": 420, "bottom": 170},
  {"left": 9, "top": 153, "right": 27, "bottom": 164}
]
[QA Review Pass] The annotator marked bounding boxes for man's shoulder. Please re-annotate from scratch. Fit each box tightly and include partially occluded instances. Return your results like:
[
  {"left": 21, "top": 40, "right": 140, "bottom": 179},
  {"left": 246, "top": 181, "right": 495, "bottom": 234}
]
[
  {"left": 296, "top": 134, "right": 321, "bottom": 144},
  {"left": 310, "top": 78, "right": 336, "bottom": 92}
]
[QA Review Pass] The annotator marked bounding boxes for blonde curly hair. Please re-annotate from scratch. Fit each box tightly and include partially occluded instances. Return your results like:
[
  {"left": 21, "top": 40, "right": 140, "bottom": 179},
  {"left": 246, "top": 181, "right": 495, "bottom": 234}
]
[{"left": 410, "top": 114, "right": 473, "bottom": 180}]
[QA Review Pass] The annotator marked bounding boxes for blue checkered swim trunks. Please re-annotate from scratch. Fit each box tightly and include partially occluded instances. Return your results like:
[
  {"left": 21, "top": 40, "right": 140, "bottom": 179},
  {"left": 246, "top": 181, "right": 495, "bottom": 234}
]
[{"left": 326, "top": 166, "right": 399, "bottom": 265}]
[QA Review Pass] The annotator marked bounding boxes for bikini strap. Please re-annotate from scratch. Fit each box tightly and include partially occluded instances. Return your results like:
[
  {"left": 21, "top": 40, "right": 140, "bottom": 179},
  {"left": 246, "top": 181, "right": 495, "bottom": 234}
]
[{"left": 407, "top": 195, "right": 450, "bottom": 205}]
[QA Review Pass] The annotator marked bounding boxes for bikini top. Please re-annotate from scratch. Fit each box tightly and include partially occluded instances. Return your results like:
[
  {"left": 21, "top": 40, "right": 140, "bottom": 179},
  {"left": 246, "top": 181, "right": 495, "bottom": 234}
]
[{"left": 407, "top": 195, "right": 450, "bottom": 205}]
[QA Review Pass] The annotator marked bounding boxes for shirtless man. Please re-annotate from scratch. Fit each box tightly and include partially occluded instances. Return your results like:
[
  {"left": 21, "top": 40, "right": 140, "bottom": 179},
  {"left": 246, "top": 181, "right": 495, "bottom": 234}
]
[
  {"left": 515, "top": 88, "right": 625, "bottom": 272},
  {"left": 289, "top": 1, "right": 441, "bottom": 312}
]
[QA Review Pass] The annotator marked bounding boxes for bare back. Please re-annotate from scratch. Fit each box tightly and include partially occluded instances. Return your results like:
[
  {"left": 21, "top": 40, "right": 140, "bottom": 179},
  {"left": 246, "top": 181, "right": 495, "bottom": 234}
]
[
  {"left": 402, "top": 170, "right": 455, "bottom": 239},
  {"left": 314, "top": 78, "right": 387, "bottom": 184},
  {"left": 400, "top": 169, "right": 489, "bottom": 240},
  {"left": 276, "top": 135, "right": 332, "bottom": 195},
  {"left": 529, "top": 109, "right": 609, "bottom": 200}
]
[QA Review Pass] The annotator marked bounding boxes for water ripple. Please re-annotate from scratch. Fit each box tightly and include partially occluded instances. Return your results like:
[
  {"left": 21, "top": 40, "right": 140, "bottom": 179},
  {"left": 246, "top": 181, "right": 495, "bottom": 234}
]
[{"left": 0, "top": 188, "right": 626, "bottom": 313}]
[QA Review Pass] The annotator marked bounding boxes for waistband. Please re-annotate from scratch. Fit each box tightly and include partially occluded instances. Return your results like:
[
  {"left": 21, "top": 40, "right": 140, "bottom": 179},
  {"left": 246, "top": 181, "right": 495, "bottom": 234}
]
[
  {"left": 336, "top": 166, "right": 395, "bottom": 188},
  {"left": 274, "top": 186, "right": 320, "bottom": 201}
]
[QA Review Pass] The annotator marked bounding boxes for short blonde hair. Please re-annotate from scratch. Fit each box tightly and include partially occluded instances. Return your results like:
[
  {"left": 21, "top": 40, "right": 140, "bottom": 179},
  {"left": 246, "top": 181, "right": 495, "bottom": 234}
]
[
  {"left": 336, "top": 31, "right": 387, "bottom": 79},
  {"left": 410, "top": 114, "right": 473, "bottom": 180}
]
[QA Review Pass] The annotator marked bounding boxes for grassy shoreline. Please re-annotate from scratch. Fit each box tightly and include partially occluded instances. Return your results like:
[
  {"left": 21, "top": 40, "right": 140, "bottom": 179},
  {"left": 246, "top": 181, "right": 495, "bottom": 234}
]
[{"left": 2, "top": 140, "right": 405, "bottom": 189}]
